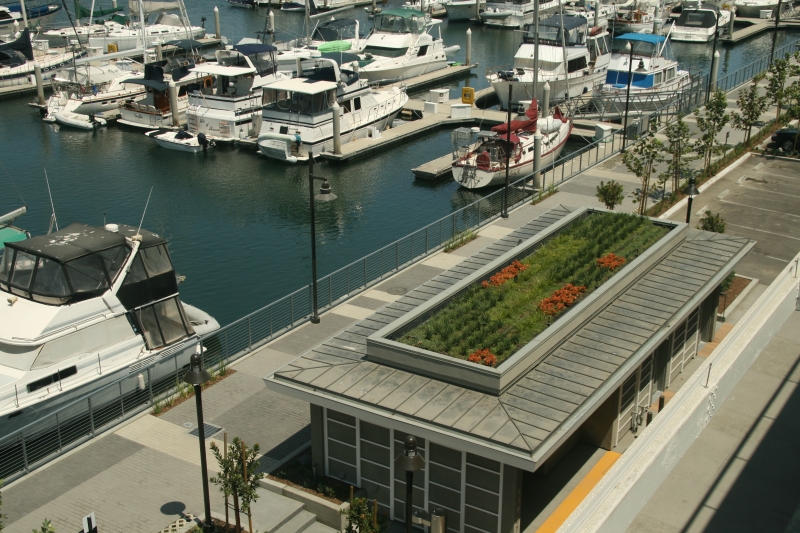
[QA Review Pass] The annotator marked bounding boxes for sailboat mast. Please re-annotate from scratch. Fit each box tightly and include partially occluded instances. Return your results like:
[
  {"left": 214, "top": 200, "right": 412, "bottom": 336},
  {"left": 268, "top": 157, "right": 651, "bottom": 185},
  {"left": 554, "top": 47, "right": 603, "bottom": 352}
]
[
  {"left": 533, "top": 0, "right": 539, "bottom": 101},
  {"left": 559, "top": 1, "right": 569, "bottom": 99},
  {"left": 305, "top": 0, "right": 311, "bottom": 45}
]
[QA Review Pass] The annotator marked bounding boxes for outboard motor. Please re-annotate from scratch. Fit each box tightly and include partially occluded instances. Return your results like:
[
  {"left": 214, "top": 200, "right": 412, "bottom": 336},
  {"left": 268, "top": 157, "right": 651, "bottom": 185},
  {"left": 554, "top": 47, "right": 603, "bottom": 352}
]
[{"left": 197, "top": 132, "right": 209, "bottom": 151}]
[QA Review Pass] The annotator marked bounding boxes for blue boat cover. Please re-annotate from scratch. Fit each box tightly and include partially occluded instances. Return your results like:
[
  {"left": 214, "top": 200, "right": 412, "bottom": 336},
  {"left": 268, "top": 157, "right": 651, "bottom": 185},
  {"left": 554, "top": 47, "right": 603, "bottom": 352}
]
[
  {"left": 233, "top": 43, "right": 278, "bottom": 55},
  {"left": 614, "top": 33, "right": 666, "bottom": 44}
]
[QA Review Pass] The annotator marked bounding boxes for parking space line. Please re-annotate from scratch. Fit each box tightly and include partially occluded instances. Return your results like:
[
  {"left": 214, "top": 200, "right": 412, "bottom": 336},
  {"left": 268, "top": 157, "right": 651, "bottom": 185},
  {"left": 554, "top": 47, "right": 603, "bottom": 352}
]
[
  {"left": 727, "top": 223, "right": 800, "bottom": 241},
  {"left": 765, "top": 255, "right": 792, "bottom": 262},
  {"left": 737, "top": 184, "right": 800, "bottom": 199},
  {"left": 720, "top": 199, "right": 800, "bottom": 218},
  {"left": 755, "top": 171, "right": 800, "bottom": 181}
]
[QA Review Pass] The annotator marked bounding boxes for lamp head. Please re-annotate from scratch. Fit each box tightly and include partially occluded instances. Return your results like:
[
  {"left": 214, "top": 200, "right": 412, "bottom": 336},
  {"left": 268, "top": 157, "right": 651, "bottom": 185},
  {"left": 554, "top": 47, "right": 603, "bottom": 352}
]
[
  {"left": 636, "top": 59, "right": 646, "bottom": 72},
  {"left": 684, "top": 177, "right": 700, "bottom": 198},
  {"left": 315, "top": 180, "right": 337, "bottom": 202},
  {"left": 394, "top": 435, "right": 425, "bottom": 472},
  {"left": 183, "top": 353, "right": 211, "bottom": 385}
]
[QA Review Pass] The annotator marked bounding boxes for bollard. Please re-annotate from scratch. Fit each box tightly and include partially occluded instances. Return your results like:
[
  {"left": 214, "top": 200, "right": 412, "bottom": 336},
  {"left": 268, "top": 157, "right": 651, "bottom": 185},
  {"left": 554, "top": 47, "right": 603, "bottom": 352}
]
[
  {"left": 332, "top": 101, "right": 341, "bottom": 154},
  {"left": 658, "top": 395, "right": 665, "bottom": 412},
  {"left": 542, "top": 82, "right": 550, "bottom": 118},
  {"left": 296, "top": 56, "right": 303, "bottom": 77},
  {"left": 155, "top": 42, "right": 163, "bottom": 61},
  {"left": 169, "top": 84, "right": 181, "bottom": 127},
  {"left": 533, "top": 132, "right": 542, "bottom": 189},
  {"left": 34, "top": 63, "right": 45, "bottom": 105},
  {"left": 465, "top": 28, "right": 472, "bottom": 66},
  {"left": 709, "top": 50, "right": 720, "bottom": 95},
  {"left": 19, "top": 0, "right": 28, "bottom": 28},
  {"left": 214, "top": 6, "right": 221, "bottom": 40}
]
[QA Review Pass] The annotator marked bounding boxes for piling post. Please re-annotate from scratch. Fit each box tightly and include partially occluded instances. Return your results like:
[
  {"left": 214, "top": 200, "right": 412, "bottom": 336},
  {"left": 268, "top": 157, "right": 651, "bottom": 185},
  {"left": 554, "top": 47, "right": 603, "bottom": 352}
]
[
  {"left": 542, "top": 82, "right": 550, "bottom": 118},
  {"left": 727, "top": 10, "right": 734, "bottom": 39},
  {"left": 534, "top": 132, "right": 543, "bottom": 189},
  {"left": 20, "top": 0, "right": 28, "bottom": 28},
  {"left": 532, "top": 0, "right": 540, "bottom": 101},
  {"left": 111, "top": 0, "right": 117, "bottom": 7},
  {"left": 296, "top": 56, "right": 303, "bottom": 77},
  {"left": 475, "top": 0, "right": 480, "bottom": 21},
  {"left": 169, "top": 83, "right": 181, "bottom": 127},
  {"left": 34, "top": 63, "right": 45, "bottom": 105},
  {"left": 593, "top": 0, "right": 598, "bottom": 27},
  {"left": 269, "top": 10, "right": 275, "bottom": 42},
  {"left": 214, "top": 6, "right": 221, "bottom": 40},
  {"left": 709, "top": 50, "right": 720, "bottom": 95},
  {"left": 372, "top": 0, "right": 377, "bottom": 14},
  {"left": 155, "top": 42, "right": 163, "bottom": 61},
  {"left": 332, "top": 101, "right": 342, "bottom": 154},
  {"left": 465, "top": 28, "right": 472, "bottom": 66},
  {"left": 652, "top": 18, "right": 659, "bottom": 35}
]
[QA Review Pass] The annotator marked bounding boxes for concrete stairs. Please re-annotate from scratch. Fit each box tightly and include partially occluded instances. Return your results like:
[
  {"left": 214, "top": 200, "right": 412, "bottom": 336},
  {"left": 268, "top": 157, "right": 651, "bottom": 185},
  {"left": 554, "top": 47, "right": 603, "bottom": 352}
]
[{"left": 218, "top": 487, "right": 337, "bottom": 533}]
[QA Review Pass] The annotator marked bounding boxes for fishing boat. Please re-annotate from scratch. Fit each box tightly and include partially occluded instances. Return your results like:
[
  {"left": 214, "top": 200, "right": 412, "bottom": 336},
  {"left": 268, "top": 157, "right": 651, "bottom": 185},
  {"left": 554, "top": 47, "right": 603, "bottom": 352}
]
[
  {"left": 670, "top": 1, "right": 730, "bottom": 42},
  {"left": 256, "top": 56, "right": 408, "bottom": 162},
  {"left": 0, "top": 222, "right": 220, "bottom": 438},
  {"left": 479, "top": 0, "right": 561, "bottom": 29},
  {"left": 358, "top": 9, "right": 457, "bottom": 84},
  {"left": 186, "top": 44, "right": 289, "bottom": 141},
  {"left": 442, "top": 0, "right": 486, "bottom": 22},
  {"left": 488, "top": 15, "right": 611, "bottom": 109},
  {"left": 610, "top": 6, "right": 657, "bottom": 33},
  {"left": 451, "top": 99, "right": 572, "bottom": 189},
  {"left": 592, "top": 32, "right": 691, "bottom": 115},
  {"left": 146, "top": 128, "right": 214, "bottom": 151},
  {"left": 0, "top": 30, "right": 82, "bottom": 89}
]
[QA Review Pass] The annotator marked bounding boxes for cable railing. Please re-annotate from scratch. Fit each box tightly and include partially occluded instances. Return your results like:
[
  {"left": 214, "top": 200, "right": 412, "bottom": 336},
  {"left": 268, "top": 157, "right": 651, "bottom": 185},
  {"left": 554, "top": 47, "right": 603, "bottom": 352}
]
[{"left": 1, "top": 38, "right": 797, "bottom": 484}]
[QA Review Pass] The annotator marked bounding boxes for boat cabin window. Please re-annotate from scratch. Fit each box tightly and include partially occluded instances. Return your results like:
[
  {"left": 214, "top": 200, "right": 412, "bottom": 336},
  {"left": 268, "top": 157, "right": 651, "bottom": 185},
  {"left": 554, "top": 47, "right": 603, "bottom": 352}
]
[
  {"left": 31, "top": 315, "right": 137, "bottom": 370},
  {"left": 0, "top": 343, "right": 42, "bottom": 371},
  {"left": 133, "top": 295, "right": 195, "bottom": 350},
  {"left": 362, "top": 45, "right": 409, "bottom": 58},
  {"left": 27, "top": 366, "right": 78, "bottom": 394},
  {"left": 117, "top": 243, "right": 179, "bottom": 311},
  {"left": 417, "top": 45, "right": 429, "bottom": 57},
  {"left": 373, "top": 13, "right": 424, "bottom": 34},
  {"left": 263, "top": 88, "right": 337, "bottom": 115},
  {"left": 524, "top": 16, "right": 588, "bottom": 46},
  {"left": 654, "top": 71, "right": 663, "bottom": 85},
  {"left": 0, "top": 10, "right": 13, "bottom": 19},
  {"left": 677, "top": 9, "right": 717, "bottom": 28},
  {"left": 667, "top": 67, "right": 676, "bottom": 80},
  {"left": 354, "top": 97, "right": 361, "bottom": 111},
  {"left": 611, "top": 39, "right": 658, "bottom": 57},
  {"left": 567, "top": 56, "right": 588, "bottom": 73},
  {"left": 605, "top": 70, "right": 654, "bottom": 88}
]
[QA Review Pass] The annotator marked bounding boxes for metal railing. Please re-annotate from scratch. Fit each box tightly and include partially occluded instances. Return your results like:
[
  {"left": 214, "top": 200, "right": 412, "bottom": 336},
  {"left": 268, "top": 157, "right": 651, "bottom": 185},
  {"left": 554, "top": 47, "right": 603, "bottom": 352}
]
[
  {"left": 716, "top": 38, "right": 800, "bottom": 93},
  {"left": 2, "top": 37, "right": 798, "bottom": 484}
]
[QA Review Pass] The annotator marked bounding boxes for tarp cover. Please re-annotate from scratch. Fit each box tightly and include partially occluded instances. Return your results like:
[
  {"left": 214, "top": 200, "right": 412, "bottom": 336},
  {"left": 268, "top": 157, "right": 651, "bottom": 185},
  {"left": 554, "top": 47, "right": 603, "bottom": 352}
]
[
  {"left": 491, "top": 98, "right": 539, "bottom": 136},
  {"left": 233, "top": 43, "right": 278, "bottom": 55},
  {"left": 6, "top": 223, "right": 126, "bottom": 263},
  {"left": 0, "top": 29, "right": 33, "bottom": 62}
]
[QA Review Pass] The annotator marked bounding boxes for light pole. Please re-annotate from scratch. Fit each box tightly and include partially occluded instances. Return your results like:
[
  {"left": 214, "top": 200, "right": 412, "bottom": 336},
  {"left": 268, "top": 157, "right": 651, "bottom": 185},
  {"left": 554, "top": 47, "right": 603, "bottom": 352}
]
[
  {"left": 684, "top": 175, "right": 700, "bottom": 224},
  {"left": 308, "top": 156, "right": 337, "bottom": 324},
  {"left": 706, "top": 9, "right": 720, "bottom": 103},
  {"left": 394, "top": 435, "right": 425, "bottom": 533},
  {"left": 621, "top": 42, "right": 635, "bottom": 152},
  {"left": 770, "top": 0, "right": 782, "bottom": 64},
  {"left": 184, "top": 352, "right": 214, "bottom": 533}
]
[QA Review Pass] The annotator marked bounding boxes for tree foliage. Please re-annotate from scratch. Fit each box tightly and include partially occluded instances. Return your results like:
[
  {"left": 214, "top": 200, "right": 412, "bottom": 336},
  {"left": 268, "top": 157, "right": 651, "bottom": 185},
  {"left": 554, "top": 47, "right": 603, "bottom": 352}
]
[
  {"left": 766, "top": 53, "right": 792, "bottom": 119},
  {"left": 694, "top": 90, "right": 730, "bottom": 175},
  {"left": 595, "top": 180, "right": 625, "bottom": 210},
  {"left": 660, "top": 116, "right": 695, "bottom": 198},
  {"left": 623, "top": 122, "right": 664, "bottom": 215},
  {"left": 730, "top": 74, "right": 768, "bottom": 144},
  {"left": 210, "top": 438, "right": 265, "bottom": 532},
  {"left": 698, "top": 211, "right": 726, "bottom": 233},
  {"left": 32, "top": 519, "right": 55, "bottom": 533}
]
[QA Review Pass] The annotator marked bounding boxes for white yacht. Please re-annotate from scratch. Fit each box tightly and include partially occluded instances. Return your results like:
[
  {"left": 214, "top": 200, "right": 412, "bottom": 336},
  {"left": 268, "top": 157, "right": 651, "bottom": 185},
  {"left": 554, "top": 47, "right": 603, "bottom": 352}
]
[
  {"left": 0, "top": 30, "right": 81, "bottom": 89},
  {"left": 187, "top": 44, "right": 289, "bottom": 141},
  {"left": 733, "top": 0, "right": 784, "bottom": 18},
  {"left": 42, "top": 1, "right": 124, "bottom": 46},
  {"left": 592, "top": 32, "right": 690, "bottom": 115},
  {"left": 43, "top": 60, "right": 147, "bottom": 128},
  {"left": 0, "top": 222, "right": 219, "bottom": 438},
  {"left": 257, "top": 57, "right": 408, "bottom": 162},
  {"left": 452, "top": 101, "right": 572, "bottom": 189},
  {"left": 358, "top": 9, "right": 456, "bottom": 84},
  {"left": 670, "top": 1, "right": 730, "bottom": 42},
  {"left": 442, "top": 0, "right": 486, "bottom": 21},
  {"left": 479, "top": 0, "right": 561, "bottom": 29},
  {"left": 488, "top": 15, "right": 611, "bottom": 109}
]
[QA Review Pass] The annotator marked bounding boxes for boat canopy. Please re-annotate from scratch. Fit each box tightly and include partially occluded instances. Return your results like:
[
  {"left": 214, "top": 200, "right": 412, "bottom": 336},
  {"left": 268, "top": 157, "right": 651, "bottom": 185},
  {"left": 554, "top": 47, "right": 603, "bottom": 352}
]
[
  {"left": 313, "top": 19, "right": 358, "bottom": 42},
  {"left": 523, "top": 15, "right": 589, "bottom": 46},
  {"left": 612, "top": 33, "right": 666, "bottom": 56},
  {"left": 229, "top": 44, "right": 278, "bottom": 76},
  {"left": 373, "top": 9, "right": 427, "bottom": 34},
  {"left": 267, "top": 78, "right": 338, "bottom": 95},
  {"left": 74, "top": 0, "right": 123, "bottom": 18}
]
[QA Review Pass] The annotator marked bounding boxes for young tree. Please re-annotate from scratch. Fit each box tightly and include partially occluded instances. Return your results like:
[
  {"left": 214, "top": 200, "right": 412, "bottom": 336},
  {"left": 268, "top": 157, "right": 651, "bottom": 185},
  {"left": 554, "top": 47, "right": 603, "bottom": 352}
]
[
  {"left": 210, "top": 438, "right": 264, "bottom": 533},
  {"left": 660, "top": 116, "right": 694, "bottom": 198},
  {"left": 694, "top": 90, "right": 730, "bottom": 174},
  {"left": 595, "top": 180, "right": 625, "bottom": 210},
  {"left": 32, "top": 519, "right": 55, "bottom": 533},
  {"left": 623, "top": 122, "right": 664, "bottom": 215},
  {"left": 698, "top": 211, "right": 726, "bottom": 233},
  {"left": 730, "top": 74, "right": 768, "bottom": 144},
  {"left": 341, "top": 497, "right": 385, "bottom": 533},
  {"left": 766, "top": 53, "right": 792, "bottom": 120}
]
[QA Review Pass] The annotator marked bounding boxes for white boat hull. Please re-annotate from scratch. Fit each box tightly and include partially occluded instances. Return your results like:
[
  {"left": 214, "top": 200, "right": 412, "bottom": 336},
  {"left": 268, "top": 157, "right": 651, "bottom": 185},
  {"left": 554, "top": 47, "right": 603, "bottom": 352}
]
[
  {"left": 54, "top": 111, "right": 107, "bottom": 129},
  {"left": 444, "top": 0, "right": 485, "bottom": 20},
  {"left": 491, "top": 71, "right": 604, "bottom": 109},
  {"left": 733, "top": 1, "right": 779, "bottom": 17},
  {"left": 360, "top": 57, "right": 449, "bottom": 83}
]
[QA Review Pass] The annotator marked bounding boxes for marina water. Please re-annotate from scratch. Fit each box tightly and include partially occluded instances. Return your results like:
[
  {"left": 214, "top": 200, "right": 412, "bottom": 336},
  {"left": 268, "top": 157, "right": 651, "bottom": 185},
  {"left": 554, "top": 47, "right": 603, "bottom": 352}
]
[{"left": 0, "top": 3, "right": 794, "bottom": 324}]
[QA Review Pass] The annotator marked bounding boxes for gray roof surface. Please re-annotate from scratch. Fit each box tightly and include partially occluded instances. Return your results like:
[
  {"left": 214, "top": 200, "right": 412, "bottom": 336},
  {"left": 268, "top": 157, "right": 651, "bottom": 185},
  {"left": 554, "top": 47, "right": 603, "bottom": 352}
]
[{"left": 269, "top": 206, "right": 751, "bottom": 463}]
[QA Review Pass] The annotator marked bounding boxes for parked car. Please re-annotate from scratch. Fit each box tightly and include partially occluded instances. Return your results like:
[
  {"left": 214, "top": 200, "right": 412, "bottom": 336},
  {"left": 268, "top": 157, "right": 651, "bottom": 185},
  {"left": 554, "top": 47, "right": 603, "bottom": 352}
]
[{"left": 770, "top": 128, "right": 800, "bottom": 152}]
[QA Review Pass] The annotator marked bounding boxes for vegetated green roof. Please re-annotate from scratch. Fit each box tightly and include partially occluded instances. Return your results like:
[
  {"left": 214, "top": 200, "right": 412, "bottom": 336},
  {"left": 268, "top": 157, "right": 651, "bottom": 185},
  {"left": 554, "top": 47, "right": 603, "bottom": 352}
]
[{"left": 397, "top": 212, "right": 670, "bottom": 365}]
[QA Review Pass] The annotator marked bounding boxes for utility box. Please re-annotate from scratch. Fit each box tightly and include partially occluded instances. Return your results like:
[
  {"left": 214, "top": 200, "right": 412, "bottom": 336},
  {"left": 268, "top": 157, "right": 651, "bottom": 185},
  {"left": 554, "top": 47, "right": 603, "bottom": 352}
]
[
  {"left": 595, "top": 123, "right": 613, "bottom": 143},
  {"left": 424, "top": 101, "right": 438, "bottom": 117},
  {"left": 760, "top": 9, "right": 773, "bottom": 18},
  {"left": 451, "top": 104, "right": 471, "bottom": 119},
  {"left": 429, "top": 88, "right": 450, "bottom": 104},
  {"left": 461, "top": 86, "right": 475, "bottom": 105}
]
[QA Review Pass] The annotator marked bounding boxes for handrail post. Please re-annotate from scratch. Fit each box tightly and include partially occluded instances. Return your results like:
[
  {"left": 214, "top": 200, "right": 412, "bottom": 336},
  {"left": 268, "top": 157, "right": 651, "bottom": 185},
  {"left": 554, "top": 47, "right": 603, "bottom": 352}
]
[
  {"left": 56, "top": 413, "right": 62, "bottom": 451},
  {"left": 290, "top": 294, "right": 295, "bottom": 327},
  {"left": 425, "top": 226, "right": 429, "bottom": 253},
  {"left": 88, "top": 397, "right": 95, "bottom": 436},
  {"left": 148, "top": 367, "right": 154, "bottom": 406},
  {"left": 329, "top": 276, "right": 332, "bottom": 307},
  {"left": 248, "top": 316, "right": 252, "bottom": 351},
  {"left": 119, "top": 381, "right": 125, "bottom": 416},
  {"left": 20, "top": 432, "right": 29, "bottom": 473}
]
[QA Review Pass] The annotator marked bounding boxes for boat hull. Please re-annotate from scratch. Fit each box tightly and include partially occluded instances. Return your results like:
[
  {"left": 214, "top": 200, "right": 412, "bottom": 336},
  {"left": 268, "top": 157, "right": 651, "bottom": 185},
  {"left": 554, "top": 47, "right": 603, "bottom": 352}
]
[
  {"left": 443, "top": 0, "right": 485, "bottom": 20},
  {"left": 490, "top": 72, "right": 603, "bottom": 109},
  {"left": 360, "top": 57, "right": 449, "bottom": 83},
  {"left": 733, "top": 1, "right": 779, "bottom": 18}
]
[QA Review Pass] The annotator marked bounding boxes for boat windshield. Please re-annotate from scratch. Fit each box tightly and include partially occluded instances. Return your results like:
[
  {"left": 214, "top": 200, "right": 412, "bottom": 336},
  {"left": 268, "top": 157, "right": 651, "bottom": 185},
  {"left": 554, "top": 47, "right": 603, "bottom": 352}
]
[
  {"left": 263, "top": 87, "right": 337, "bottom": 115},
  {"left": 611, "top": 38, "right": 659, "bottom": 57},
  {"left": 362, "top": 45, "right": 409, "bottom": 58},
  {"left": 676, "top": 9, "right": 717, "bottom": 28},
  {"left": 373, "top": 12, "right": 425, "bottom": 33},
  {"left": 523, "top": 16, "right": 588, "bottom": 46}
]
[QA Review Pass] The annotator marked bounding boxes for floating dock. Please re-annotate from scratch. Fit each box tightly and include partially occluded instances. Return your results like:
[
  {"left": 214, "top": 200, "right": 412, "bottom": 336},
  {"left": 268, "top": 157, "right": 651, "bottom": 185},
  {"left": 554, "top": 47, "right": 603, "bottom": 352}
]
[{"left": 722, "top": 14, "right": 800, "bottom": 43}]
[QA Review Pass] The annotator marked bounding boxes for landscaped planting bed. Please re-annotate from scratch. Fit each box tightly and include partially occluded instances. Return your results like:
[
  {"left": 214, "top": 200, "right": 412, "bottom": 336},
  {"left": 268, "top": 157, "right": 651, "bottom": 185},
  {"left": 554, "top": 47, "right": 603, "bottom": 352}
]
[{"left": 396, "top": 213, "right": 670, "bottom": 366}]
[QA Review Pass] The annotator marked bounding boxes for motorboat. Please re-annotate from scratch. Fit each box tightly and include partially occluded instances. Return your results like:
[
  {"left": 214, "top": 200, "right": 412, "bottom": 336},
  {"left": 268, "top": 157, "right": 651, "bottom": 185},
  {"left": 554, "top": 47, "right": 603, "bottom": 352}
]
[
  {"left": 146, "top": 128, "right": 214, "bottom": 151},
  {"left": 610, "top": 6, "right": 657, "bottom": 33},
  {"left": 0, "top": 30, "right": 82, "bottom": 89},
  {"left": 479, "top": 0, "right": 561, "bottom": 29},
  {"left": 53, "top": 110, "right": 108, "bottom": 129},
  {"left": 0, "top": 207, "right": 29, "bottom": 261},
  {"left": 0, "top": 222, "right": 220, "bottom": 438},
  {"left": 0, "top": 3, "right": 61, "bottom": 30},
  {"left": 256, "top": 56, "right": 408, "bottom": 162},
  {"left": 43, "top": 59, "right": 146, "bottom": 125},
  {"left": 187, "top": 44, "right": 289, "bottom": 141},
  {"left": 117, "top": 54, "right": 206, "bottom": 129},
  {"left": 0, "top": 6, "right": 23, "bottom": 32},
  {"left": 670, "top": 1, "right": 730, "bottom": 42},
  {"left": 358, "top": 9, "right": 457, "bottom": 84},
  {"left": 488, "top": 15, "right": 611, "bottom": 109},
  {"left": 401, "top": 0, "right": 447, "bottom": 17},
  {"left": 733, "top": 0, "right": 786, "bottom": 18},
  {"left": 451, "top": 100, "right": 572, "bottom": 189},
  {"left": 442, "top": 0, "right": 486, "bottom": 22},
  {"left": 228, "top": 0, "right": 258, "bottom": 7},
  {"left": 592, "top": 32, "right": 691, "bottom": 116},
  {"left": 88, "top": 0, "right": 204, "bottom": 53}
]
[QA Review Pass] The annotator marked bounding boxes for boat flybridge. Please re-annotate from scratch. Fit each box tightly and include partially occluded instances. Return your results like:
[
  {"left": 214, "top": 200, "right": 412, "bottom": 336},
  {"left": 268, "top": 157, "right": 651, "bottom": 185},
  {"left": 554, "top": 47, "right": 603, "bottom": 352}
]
[
  {"left": 187, "top": 44, "right": 290, "bottom": 142},
  {"left": 479, "top": 0, "right": 561, "bottom": 29},
  {"left": 488, "top": 15, "right": 611, "bottom": 110},
  {"left": 670, "top": 1, "right": 730, "bottom": 42},
  {"left": 592, "top": 32, "right": 690, "bottom": 115},
  {"left": 257, "top": 55, "right": 408, "bottom": 162},
  {"left": 357, "top": 9, "right": 456, "bottom": 84},
  {"left": 0, "top": 222, "right": 219, "bottom": 437}
]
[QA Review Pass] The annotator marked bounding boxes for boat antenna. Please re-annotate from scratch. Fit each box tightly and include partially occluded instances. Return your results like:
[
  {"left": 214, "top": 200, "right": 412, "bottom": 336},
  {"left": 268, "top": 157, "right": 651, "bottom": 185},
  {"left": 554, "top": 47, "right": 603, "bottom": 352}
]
[
  {"left": 659, "top": 20, "right": 674, "bottom": 55},
  {"left": 136, "top": 186, "right": 154, "bottom": 237},
  {"left": 44, "top": 168, "right": 59, "bottom": 233}
]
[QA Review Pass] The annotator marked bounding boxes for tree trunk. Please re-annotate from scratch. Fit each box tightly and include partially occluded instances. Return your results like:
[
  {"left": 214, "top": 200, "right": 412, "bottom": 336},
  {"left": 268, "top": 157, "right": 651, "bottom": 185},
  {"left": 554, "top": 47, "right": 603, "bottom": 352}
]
[{"left": 234, "top": 493, "right": 242, "bottom": 533}]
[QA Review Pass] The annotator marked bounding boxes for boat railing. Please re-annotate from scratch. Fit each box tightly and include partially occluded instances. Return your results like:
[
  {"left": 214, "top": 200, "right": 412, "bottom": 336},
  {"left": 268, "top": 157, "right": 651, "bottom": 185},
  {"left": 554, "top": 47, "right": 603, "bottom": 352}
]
[{"left": 2, "top": 37, "right": 799, "bottom": 485}]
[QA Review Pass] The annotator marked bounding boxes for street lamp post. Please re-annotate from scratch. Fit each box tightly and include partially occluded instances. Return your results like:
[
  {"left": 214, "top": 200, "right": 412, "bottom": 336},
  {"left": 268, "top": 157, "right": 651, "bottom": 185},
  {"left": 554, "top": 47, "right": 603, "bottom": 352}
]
[
  {"left": 394, "top": 435, "right": 425, "bottom": 533},
  {"left": 684, "top": 175, "right": 700, "bottom": 224},
  {"left": 707, "top": 10, "right": 720, "bottom": 103},
  {"left": 184, "top": 352, "right": 214, "bottom": 533},
  {"left": 770, "top": 0, "right": 782, "bottom": 64},
  {"left": 621, "top": 42, "right": 635, "bottom": 152},
  {"left": 308, "top": 156, "right": 337, "bottom": 324}
]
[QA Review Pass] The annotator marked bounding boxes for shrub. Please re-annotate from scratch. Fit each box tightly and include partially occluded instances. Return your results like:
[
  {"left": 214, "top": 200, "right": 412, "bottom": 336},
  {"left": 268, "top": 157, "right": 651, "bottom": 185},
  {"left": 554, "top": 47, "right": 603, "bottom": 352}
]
[
  {"left": 539, "top": 284, "right": 587, "bottom": 316},
  {"left": 596, "top": 253, "right": 626, "bottom": 271},
  {"left": 481, "top": 260, "right": 528, "bottom": 288},
  {"left": 467, "top": 349, "right": 498, "bottom": 367}
]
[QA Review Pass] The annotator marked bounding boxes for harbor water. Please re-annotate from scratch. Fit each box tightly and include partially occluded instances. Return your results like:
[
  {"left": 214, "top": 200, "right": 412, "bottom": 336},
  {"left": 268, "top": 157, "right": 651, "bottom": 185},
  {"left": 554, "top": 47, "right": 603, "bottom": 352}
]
[{"left": 0, "top": 3, "right": 795, "bottom": 324}]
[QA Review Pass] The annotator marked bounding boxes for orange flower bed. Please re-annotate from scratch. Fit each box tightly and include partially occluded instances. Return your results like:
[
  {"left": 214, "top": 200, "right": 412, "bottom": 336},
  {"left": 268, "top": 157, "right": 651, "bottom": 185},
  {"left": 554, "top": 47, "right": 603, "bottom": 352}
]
[
  {"left": 596, "top": 253, "right": 626, "bottom": 271},
  {"left": 468, "top": 348, "right": 498, "bottom": 367},
  {"left": 481, "top": 260, "right": 528, "bottom": 288},
  {"left": 539, "top": 284, "right": 587, "bottom": 316}
]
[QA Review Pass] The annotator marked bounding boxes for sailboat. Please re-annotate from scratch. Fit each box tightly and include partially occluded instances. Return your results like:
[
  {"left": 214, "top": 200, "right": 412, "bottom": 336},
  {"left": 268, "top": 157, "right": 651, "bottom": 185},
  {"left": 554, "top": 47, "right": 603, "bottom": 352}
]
[
  {"left": 43, "top": 0, "right": 124, "bottom": 45},
  {"left": 0, "top": 30, "right": 81, "bottom": 89}
]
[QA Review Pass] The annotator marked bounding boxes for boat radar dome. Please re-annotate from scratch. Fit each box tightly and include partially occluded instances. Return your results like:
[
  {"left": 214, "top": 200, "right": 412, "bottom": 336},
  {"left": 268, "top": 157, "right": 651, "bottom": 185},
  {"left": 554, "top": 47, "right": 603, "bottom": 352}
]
[{"left": 105, "top": 223, "right": 120, "bottom": 232}]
